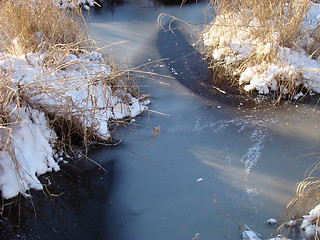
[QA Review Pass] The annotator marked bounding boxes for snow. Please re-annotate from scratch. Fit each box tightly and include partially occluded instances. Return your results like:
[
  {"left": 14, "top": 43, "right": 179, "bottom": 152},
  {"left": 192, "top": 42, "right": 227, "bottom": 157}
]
[
  {"left": 0, "top": 107, "right": 59, "bottom": 199},
  {"left": 242, "top": 230, "right": 262, "bottom": 240},
  {"left": 286, "top": 220, "right": 297, "bottom": 227},
  {"left": 202, "top": 2, "right": 320, "bottom": 95},
  {"left": 0, "top": 50, "right": 149, "bottom": 199},
  {"left": 300, "top": 204, "right": 320, "bottom": 239},
  {"left": 57, "top": 0, "right": 97, "bottom": 9},
  {"left": 293, "top": 92, "right": 305, "bottom": 99},
  {"left": 267, "top": 218, "right": 278, "bottom": 225},
  {"left": 240, "top": 203, "right": 320, "bottom": 240},
  {"left": 269, "top": 237, "right": 291, "bottom": 240}
]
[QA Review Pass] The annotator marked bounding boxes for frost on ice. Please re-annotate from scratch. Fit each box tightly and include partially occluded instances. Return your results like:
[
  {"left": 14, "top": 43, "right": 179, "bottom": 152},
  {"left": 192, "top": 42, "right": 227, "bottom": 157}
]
[{"left": 0, "top": 51, "right": 149, "bottom": 199}]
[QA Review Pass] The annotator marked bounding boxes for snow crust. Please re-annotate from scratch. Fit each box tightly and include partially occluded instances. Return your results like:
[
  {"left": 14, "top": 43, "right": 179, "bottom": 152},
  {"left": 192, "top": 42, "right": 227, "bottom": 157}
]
[
  {"left": 0, "top": 51, "right": 149, "bottom": 199},
  {"left": 203, "top": 3, "right": 320, "bottom": 94}
]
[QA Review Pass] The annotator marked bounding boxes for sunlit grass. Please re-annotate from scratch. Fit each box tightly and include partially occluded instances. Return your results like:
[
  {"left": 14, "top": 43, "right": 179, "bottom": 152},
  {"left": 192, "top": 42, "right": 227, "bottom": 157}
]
[{"left": 202, "top": 0, "right": 318, "bottom": 101}]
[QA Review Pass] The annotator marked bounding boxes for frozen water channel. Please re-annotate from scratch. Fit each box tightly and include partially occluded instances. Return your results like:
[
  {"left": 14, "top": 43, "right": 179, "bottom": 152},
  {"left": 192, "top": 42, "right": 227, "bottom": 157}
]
[
  {"left": 86, "top": 1, "right": 320, "bottom": 240},
  {"left": 3, "top": 1, "right": 320, "bottom": 240}
]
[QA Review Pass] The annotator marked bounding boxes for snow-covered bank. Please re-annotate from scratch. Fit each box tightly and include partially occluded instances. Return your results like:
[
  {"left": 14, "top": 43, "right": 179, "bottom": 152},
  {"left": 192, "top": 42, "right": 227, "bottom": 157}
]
[
  {"left": 0, "top": 50, "right": 149, "bottom": 199},
  {"left": 0, "top": 0, "right": 149, "bottom": 200},
  {"left": 202, "top": 1, "right": 320, "bottom": 97}
]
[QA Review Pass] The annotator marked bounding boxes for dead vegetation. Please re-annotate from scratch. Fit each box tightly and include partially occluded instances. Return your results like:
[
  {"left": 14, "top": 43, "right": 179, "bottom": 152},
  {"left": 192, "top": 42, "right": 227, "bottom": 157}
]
[
  {"left": 0, "top": 0, "right": 88, "bottom": 56},
  {"left": 279, "top": 158, "right": 320, "bottom": 239},
  {"left": 0, "top": 0, "right": 144, "bottom": 200},
  {"left": 286, "top": 178, "right": 320, "bottom": 219},
  {"left": 285, "top": 160, "right": 320, "bottom": 214},
  {"left": 210, "top": 0, "right": 311, "bottom": 49},
  {"left": 202, "top": 0, "right": 319, "bottom": 101}
]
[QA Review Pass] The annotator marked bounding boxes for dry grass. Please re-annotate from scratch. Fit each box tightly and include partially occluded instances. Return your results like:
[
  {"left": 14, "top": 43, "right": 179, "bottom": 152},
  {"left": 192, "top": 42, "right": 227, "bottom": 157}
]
[
  {"left": 207, "top": 0, "right": 311, "bottom": 50},
  {"left": 0, "top": 0, "right": 140, "bottom": 150},
  {"left": 285, "top": 157, "right": 320, "bottom": 215},
  {"left": 0, "top": 52, "right": 140, "bottom": 159},
  {"left": 0, "top": 0, "right": 142, "bottom": 199},
  {"left": 203, "top": 0, "right": 318, "bottom": 100},
  {"left": 0, "top": 71, "right": 24, "bottom": 187},
  {"left": 0, "top": 0, "right": 87, "bottom": 56},
  {"left": 279, "top": 159, "right": 320, "bottom": 239},
  {"left": 285, "top": 175, "right": 320, "bottom": 219}
]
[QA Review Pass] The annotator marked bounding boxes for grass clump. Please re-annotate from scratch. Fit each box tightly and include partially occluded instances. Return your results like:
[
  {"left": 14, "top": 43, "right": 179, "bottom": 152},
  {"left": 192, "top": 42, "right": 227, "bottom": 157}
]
[
  {"left": 286, "top": 168, "right": 320, "bottom": 218},
  {"left": 202, "top": 0, "right": 320, "bottom": 101},
  {"left": 0, "top": 0, "right": 87, "bottom": 56}
]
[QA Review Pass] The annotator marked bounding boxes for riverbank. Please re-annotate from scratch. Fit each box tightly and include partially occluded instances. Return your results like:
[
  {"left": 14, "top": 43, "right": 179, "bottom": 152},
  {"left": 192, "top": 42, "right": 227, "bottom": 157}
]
[
  {"left": 0, "top": 0, "right": 148, "bottom": 200},
  {"left": 202, "top": 0, "right": 320, "bottom": 102}
]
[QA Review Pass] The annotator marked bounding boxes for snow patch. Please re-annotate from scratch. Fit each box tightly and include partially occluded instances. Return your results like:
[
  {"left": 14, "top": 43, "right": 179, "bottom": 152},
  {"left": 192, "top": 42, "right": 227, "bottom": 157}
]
[
  {"left": 0, "top": 50, "right": 149, "bottom": 199},
  {"left": 267, "top": 218, "right": 278, "bottom": 225},
  {"left": 0, "top": 107, "right": 59, "bottom": 199}
]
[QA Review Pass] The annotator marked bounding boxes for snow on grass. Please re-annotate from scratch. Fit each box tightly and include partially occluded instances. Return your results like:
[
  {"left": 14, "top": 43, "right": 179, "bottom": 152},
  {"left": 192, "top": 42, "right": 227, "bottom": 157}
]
[
  {"left": 202, "top": 2, "right": 320, "bottom": 96},
  {"left": 57, "top": 0, "right": 96, "bottom": 9},
  {"left": 0, "top": 50, "right": 149, "bottom": 199},
  {"left": 300, "top": 204, "right": 320, "bottom": 239}
]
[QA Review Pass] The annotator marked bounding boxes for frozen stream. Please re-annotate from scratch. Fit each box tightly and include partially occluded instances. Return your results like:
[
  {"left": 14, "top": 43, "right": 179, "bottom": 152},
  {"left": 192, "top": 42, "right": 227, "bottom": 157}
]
[
  {"left": 86, "top": 1, "right": 320, "bottom": 240},
  {"left": 3, "top": 1, "right": 320, "bottom": 240}
]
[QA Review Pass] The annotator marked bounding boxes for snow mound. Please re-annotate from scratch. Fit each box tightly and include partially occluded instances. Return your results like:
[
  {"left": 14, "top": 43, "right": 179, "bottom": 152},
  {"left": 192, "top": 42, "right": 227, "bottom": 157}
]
[
  {"left": 0, "top": 51, "right": 149, "bottom": 199},
  {"left": 203, "top": 3, "right": 320, "bottom": 95}
]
